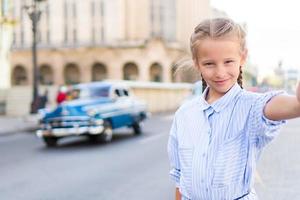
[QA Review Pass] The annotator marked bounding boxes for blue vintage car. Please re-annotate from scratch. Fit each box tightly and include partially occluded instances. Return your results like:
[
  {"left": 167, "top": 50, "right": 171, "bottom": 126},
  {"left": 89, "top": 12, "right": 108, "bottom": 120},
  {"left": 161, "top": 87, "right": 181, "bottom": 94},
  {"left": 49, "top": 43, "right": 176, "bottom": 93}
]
[{"left": 36, "top": 82, "right": 148, "bottom": 147}]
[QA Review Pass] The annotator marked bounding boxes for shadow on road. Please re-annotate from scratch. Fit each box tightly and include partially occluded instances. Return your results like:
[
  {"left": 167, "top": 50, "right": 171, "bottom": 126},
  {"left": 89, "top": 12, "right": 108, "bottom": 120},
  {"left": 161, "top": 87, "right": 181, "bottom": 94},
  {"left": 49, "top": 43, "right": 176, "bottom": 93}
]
[{"left": 37, "top": 130, "right": 148, "bottom": 150}]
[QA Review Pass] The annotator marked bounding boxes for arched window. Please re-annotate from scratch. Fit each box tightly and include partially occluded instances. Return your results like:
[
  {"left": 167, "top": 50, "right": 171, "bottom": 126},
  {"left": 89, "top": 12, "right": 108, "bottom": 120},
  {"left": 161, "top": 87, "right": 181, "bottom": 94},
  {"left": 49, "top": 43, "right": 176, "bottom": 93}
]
[
  {"left": 12, "top": 65, "right": 28, "bottom": 85},
  {"left": 64, "top": 63, "right": 80, "bottom": 84},
  {"left": 92, "top": 63, "right": 107, "bottom": 81},
  {"left": 149, "top": 62, "right": 163, "bottom": 82},
  {"left": 39, "top": 64, "right": 53, "bottom": 85},
  {"left": 123, "top": 62, "right": 139, "bottom": 80}
]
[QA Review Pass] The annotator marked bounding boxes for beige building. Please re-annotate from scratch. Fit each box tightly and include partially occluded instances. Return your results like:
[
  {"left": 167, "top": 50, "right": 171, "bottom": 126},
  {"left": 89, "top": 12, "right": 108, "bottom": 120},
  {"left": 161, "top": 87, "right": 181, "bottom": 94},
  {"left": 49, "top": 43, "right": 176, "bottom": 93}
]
[
  {"left": 0, "top": 0, "right": 14, "bottom": 89},
  {"left": 10, "top": 0, "right": 211, "bottom": 87}
]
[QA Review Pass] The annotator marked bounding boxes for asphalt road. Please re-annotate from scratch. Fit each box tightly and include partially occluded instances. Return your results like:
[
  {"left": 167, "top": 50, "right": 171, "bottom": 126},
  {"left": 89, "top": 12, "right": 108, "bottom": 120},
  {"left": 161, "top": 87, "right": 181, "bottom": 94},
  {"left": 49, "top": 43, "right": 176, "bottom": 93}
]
[
  {"left": 255, "top": 118, "right": 300, "bottom": 199},
  {"left": 0, "top": 114, "right": 299, "bottom": 200},
  {"left": 0, "top": 113, "right": 175, "bottom": 200}
]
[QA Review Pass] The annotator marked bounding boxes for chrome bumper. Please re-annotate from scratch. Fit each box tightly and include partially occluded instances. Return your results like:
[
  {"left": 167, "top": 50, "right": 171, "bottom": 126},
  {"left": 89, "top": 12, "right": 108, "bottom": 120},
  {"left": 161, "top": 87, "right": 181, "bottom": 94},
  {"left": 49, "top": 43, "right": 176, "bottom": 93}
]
[{"left": 36, "top": 125, "right": 104, "bottom": 138}]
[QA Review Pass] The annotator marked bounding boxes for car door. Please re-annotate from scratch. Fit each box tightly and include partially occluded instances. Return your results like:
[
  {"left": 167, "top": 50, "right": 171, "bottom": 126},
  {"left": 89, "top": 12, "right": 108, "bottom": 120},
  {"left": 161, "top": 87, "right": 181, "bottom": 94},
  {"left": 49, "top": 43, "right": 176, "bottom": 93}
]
[{"left": 109, "top": 87, "right": 133, "bottom": 128}]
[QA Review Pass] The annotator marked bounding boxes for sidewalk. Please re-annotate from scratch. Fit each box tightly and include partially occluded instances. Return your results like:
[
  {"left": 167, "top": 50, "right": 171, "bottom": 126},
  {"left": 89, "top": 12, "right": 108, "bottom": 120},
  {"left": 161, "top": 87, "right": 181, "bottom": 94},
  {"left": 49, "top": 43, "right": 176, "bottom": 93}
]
[{"left": 0, "top": 115, "right": 39, "bottom": 136}]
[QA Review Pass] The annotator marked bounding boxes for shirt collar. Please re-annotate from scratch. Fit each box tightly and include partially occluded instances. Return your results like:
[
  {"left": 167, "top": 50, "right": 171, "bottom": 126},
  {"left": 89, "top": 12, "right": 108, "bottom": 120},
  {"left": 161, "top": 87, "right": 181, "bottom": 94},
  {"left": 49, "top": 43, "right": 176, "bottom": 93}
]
[{"left": 199, "top": 83, "right": 242, "bottom": 113}]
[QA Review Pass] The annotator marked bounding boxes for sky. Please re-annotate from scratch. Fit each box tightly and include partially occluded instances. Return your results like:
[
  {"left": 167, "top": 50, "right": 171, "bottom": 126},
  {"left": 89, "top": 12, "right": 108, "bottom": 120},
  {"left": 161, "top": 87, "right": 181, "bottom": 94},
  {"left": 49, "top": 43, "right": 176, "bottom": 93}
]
[{"left": 210, "top": 0, "right": 300, "bottom": 77}]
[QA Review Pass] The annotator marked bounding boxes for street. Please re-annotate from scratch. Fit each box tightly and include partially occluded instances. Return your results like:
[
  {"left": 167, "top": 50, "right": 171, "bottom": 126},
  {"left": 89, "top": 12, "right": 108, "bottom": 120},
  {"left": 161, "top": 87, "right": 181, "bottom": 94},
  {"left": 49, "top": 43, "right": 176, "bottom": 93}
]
[
  {"left": 0, "top": 114, "right": 300, "bottom": 200},
  {"left": 255, "top": 118, "right": 300, "bottom": 199}
]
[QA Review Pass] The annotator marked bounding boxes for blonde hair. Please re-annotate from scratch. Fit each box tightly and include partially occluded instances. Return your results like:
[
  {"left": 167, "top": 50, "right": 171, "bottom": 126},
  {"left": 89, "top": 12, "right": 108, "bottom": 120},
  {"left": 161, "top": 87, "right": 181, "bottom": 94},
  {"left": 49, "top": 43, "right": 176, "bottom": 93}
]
[
  {"left": 191, "top": 18, "right": 246, "bottom": 60},
  {"left": 175, "top": 18, "right": 247, "bottom": 91}
]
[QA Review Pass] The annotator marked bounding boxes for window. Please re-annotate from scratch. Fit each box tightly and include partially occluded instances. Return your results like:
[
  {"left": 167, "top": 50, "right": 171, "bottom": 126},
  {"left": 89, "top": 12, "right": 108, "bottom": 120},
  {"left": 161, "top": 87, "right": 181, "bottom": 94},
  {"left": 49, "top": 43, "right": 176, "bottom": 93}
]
[
  {"left": 100, "top": 0, "right": 105, "bottom": 42},
  {"left": 63, "top": 0, "right": 77, "bottom": 45},
  {"left": 123, "top": 89, "right": 129, "bottom": 96},
  {"left": 150, "top": 0, "right": 176, "bottom": 41},
  {"left": 72, "top": 2, "right": 77, "bottom": 43},
  {"left": 63, "top": 0, "right": 68, "bottom": 43},
  {"left": 20, "top": 1, "right": 24, "bottom": 45},
  {"left": 92, "top": 63, "right": 108, "bottom": 81},
  {"left": 123, "top": 63, "right": 139, "bottom": 81},
  {"left": 115, "top": 89, "right": 122, "bottom": 97},
  {"left": 46, "top": 4, "right": 50, "bottom": 44},
  {"left": 91, "top": 0, "right": 95, "bottom": 42}
]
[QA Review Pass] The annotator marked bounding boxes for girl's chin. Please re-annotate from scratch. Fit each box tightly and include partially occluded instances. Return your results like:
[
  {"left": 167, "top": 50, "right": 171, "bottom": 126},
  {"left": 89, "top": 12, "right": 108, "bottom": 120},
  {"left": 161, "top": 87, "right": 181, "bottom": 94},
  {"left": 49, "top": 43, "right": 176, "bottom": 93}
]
[{"left": 214, "top": 84, "right": 233, "bottom": 93}]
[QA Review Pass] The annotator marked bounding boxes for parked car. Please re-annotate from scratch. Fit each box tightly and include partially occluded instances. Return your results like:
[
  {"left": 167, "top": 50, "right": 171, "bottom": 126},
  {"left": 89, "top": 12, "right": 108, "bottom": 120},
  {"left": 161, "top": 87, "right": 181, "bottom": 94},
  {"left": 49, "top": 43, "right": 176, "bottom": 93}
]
[{"left": 36, "top": 81, "right": 148, "bottom": 147}]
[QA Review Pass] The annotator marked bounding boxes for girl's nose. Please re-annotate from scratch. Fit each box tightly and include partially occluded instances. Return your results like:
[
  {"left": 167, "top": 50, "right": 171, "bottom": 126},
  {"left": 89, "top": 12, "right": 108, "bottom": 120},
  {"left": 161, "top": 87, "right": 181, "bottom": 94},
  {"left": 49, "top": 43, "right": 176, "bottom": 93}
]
[{"left": 215, "top": 66, "right": 226, "bottom": 78}]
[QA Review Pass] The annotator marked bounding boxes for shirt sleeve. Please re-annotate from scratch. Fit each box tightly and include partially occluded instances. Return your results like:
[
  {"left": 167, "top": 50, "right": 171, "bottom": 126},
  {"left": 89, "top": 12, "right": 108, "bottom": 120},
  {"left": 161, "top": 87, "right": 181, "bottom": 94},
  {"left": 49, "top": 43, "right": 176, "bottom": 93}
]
[
  {"left": 167, "top": 115, "right": 181, "bottom": 188},
  {"left": 250, "top": 91, "right": 286, "bottom": 148}
]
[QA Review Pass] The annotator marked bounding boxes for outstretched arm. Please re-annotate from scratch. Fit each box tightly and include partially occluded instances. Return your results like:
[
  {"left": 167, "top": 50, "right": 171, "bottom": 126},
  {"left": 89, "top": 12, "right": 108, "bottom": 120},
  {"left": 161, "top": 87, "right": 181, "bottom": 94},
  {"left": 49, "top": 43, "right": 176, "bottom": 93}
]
[
  {"left": 175, "top": 188, "right": 181, "bottom": 200},
  {"left": 264, "top": 83, "right": 300, "bottom": 121}
]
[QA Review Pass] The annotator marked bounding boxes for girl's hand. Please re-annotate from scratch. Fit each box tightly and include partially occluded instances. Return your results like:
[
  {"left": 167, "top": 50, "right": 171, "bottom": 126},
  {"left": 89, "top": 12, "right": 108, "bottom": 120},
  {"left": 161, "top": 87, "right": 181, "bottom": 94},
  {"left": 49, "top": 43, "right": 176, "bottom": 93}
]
[{"left": 297, "top": 82, "right": 300, "bottom": 103}]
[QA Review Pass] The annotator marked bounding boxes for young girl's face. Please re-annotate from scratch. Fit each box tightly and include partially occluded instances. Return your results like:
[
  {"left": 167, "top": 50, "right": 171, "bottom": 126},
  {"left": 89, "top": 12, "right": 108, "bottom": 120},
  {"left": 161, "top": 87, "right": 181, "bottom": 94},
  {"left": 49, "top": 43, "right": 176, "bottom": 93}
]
[{"left": 194, "top": 37, "right": 247, "bottom": 99}]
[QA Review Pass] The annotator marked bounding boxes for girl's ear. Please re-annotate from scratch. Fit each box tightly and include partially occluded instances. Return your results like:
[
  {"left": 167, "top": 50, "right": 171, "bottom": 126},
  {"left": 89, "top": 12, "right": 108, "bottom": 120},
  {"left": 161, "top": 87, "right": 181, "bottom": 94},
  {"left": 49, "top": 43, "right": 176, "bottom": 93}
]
[{"left": 240, "top": 49, "right": 248, "bottom": 65}]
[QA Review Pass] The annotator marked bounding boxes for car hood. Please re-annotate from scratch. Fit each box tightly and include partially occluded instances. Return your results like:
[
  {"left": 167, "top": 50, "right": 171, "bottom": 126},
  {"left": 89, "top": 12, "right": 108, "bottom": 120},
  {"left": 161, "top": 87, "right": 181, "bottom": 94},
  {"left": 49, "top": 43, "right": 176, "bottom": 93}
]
[{"left": 44, "top": 98, "right": 112, "bottom": 119}]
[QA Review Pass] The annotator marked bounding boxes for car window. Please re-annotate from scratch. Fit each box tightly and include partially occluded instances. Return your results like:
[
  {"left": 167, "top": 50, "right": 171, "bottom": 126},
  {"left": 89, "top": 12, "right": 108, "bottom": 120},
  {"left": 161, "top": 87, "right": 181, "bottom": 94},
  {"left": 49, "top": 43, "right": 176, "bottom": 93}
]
[
  {"left": 123, "top": 89, "right": 129, "bottom": 96},
  {"left": 67, "top": 86, "right": 110, "bottom": 100},
  {"left": 66, "top": 89, "right": 81, "bottom": 100},
  {"left": 89, "top": 87, "right": 110, "bottom": 98},
  {"left": 114, "top": 89, "right": 122, "bottom": 97}
]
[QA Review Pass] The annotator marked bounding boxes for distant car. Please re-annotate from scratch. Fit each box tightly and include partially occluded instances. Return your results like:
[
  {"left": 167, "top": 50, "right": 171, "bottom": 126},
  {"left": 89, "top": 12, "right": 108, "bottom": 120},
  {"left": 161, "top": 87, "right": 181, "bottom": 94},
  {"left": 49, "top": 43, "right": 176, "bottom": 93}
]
[{"left": 36, "top": 82, "right": 148, "bottom": 147}]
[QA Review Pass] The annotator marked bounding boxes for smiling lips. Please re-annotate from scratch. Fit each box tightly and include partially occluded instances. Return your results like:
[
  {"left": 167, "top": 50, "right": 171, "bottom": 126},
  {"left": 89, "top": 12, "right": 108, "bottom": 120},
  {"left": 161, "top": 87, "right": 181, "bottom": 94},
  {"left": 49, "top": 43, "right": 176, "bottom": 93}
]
[{"left": 214, "top": 79, "right": 229, "bottom": 85}]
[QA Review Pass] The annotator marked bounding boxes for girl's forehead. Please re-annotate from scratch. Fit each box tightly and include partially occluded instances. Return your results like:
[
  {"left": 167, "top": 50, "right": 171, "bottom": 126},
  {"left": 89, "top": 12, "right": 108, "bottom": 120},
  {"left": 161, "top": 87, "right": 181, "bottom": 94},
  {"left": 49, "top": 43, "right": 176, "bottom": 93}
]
[{"left": 196, "top": 38, "right": 242, "bottom": 58}]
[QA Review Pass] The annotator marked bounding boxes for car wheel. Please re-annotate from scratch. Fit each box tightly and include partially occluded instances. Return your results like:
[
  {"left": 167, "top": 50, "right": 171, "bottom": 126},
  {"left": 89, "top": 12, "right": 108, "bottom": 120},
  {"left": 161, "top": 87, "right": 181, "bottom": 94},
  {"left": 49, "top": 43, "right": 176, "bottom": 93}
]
[
  {"left": 43, "top": 137, "right": 58, "bottom": 147},
  {"left": 132, "top": 123, "right": 142, "bottom": 135},
  {"left": 88, "top": 134, "right": 100, "bottom": 143},
  {"left": 99, "top": 121, "right": 113, "bottom": 143}
]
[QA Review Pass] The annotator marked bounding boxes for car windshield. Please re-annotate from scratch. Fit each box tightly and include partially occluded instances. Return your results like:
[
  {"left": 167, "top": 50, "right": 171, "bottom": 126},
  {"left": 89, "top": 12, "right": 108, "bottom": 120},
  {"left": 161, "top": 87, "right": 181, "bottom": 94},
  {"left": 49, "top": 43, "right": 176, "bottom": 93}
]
[
  {"left": 67, "top": 86, "right": 110, "bottom": 100},
  {"left": 89, "top": 86, "right": 110, "bottom": 98}
]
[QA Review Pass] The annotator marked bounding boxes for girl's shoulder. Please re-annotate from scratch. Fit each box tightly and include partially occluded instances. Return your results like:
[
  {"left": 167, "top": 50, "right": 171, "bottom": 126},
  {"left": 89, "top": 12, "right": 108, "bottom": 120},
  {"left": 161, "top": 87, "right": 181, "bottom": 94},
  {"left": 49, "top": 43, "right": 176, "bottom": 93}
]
[
  {"left": 238, "top": 89, "right": 269, "bottom": 102},
  {"left": 240, "top": 89, "right": 284, "bottom": 102}
]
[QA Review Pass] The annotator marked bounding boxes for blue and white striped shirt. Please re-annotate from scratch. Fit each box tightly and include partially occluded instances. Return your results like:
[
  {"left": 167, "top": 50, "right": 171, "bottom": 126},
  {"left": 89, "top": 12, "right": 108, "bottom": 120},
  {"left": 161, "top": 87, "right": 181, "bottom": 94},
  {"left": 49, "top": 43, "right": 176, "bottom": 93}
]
[{"left": 168, "top": 83, "right": 285, "bottom": 200}]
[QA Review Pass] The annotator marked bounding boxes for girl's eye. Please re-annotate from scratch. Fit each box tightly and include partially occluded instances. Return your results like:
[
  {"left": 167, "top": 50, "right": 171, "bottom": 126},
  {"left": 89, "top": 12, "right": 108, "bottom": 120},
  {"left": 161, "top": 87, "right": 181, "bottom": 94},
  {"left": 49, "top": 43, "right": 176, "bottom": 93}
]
[
  {"left": 225, "top": 60, "right": 234, "bottom": 64},
  {"left": 204, "top": 62, "right": 214, "bottom": 66}
]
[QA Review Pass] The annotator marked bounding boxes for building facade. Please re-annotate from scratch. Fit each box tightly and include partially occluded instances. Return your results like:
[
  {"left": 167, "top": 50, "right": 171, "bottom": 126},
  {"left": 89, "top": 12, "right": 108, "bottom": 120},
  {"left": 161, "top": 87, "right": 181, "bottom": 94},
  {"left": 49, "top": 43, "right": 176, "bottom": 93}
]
[
  {"left": 10, "top": 0, "right": 211, "bottom": 87},
  {"left": 0, "top": 0, "right": 14, "bottom": 89}
]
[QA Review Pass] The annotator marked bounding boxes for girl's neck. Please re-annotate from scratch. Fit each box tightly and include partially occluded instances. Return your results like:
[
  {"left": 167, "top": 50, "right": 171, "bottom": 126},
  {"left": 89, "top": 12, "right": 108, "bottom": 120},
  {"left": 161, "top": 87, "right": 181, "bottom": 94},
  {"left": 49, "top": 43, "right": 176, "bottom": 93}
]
[{"left": 205, "top": 89, "right": 225, "bottom": 104}]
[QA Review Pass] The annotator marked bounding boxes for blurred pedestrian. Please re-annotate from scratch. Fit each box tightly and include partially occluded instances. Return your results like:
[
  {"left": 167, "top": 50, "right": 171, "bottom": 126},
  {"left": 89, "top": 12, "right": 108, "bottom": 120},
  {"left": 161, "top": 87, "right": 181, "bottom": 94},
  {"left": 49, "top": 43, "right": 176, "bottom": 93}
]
[
  {"left": 39, "top": 89, "right": 49, "bottom": 109},
  {"left": 56, "top": 86, "right": 67, "bottom": 104},
  {"left": 168, "top": 17, "right": 300, "bottom": 200}
]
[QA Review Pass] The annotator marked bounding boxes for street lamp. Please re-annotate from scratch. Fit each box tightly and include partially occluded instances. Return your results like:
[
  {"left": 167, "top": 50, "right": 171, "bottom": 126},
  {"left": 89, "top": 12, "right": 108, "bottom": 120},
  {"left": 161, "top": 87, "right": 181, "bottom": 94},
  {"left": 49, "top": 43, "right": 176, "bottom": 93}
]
[{"left": 24, "top": 0, "right": 47, "bottom": 113}]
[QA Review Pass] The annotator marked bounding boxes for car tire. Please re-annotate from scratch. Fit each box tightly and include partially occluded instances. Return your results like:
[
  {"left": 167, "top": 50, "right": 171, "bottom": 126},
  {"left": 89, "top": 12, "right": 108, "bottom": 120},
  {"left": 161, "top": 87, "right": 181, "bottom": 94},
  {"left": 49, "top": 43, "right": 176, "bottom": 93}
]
[
  {"left": 43, "top": 137, "right": 58, "bottom": 147},
  {"left": 132, "top": 123, "right": 142, "bottom": 135},
  {"left": 99, "top": 121, "right": 113, "bottom": 143},
  {"left": 88, "top": 134, "right": 100, "bottom": 143}
]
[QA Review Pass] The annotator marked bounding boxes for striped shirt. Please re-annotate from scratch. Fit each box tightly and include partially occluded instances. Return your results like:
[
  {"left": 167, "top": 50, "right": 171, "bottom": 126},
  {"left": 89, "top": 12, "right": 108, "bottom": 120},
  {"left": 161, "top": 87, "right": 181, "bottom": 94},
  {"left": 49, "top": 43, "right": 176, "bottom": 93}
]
[{"left": 167, "top": 83, "right": 286, "bottom": 200}]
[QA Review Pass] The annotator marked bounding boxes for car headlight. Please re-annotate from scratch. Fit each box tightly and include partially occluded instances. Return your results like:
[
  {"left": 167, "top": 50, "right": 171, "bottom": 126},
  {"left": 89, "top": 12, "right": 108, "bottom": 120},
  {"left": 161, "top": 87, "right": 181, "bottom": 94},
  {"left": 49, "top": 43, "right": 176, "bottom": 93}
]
[
  {"left": 94, "top": 119, "right": 104, "bottom": 126},
  {"left": 87, "top": 109, "right": 97, "bottom": 116},
  {"left": 40, "top": 123, "right": 51, "bottom": 129}
]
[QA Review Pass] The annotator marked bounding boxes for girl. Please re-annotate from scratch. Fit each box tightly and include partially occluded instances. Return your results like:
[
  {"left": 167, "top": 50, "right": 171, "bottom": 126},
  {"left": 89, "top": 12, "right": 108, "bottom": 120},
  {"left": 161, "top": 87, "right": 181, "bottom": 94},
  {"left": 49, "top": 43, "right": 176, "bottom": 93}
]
[{"left": 168, "top": 18, "right": 300, "bottom": 200}]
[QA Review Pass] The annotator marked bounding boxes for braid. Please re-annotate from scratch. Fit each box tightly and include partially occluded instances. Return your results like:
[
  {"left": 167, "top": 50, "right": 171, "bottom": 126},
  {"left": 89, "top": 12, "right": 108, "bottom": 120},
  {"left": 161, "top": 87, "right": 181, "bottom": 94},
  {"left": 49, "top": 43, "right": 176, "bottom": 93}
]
[
  {"left": 237, "top": 66, "right": 243, "bottom": 88},
  {"left": 202, "top": 77, "right": 207, "bottom": 92}
]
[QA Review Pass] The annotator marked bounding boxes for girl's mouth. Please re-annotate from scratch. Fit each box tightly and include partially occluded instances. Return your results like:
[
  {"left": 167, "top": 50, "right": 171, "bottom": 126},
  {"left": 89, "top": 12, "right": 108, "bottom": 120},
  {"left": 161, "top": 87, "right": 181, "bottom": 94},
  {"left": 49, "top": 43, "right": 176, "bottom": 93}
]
[{"left": 215, "top": 79, "right": 229, "bottom": 85}]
